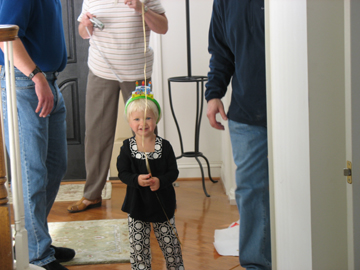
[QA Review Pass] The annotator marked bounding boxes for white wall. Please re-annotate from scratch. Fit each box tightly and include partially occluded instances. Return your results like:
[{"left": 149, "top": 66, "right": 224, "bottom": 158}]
[
  {"left": 160, "top": 0, "right": 217, "bottom": 174},
  {"left": 267, "top": 0, "right": 348, "bottom": 269}
]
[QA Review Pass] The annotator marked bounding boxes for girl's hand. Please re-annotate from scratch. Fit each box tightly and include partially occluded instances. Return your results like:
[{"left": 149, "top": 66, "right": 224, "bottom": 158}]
[
  {"left": 149, "top": 177, "right": 160, "bottom": 192},
  {"left": 138, "top": 173, "right": 152, "bottom": 187}
]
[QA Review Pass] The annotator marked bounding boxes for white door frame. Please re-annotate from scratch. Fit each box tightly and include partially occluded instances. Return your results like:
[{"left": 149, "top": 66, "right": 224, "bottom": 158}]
[{"left": 266, "top": 0, "right": 349, "bottom": 269}]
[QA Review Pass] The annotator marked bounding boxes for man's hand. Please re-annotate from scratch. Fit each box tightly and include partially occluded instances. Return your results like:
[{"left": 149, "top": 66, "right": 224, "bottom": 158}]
[
  {"left": 79, "top": 12, "right": 96, "bottom": 39},
  {"left": 32, "top": 73, "right": 54, "bottom": 118},
  {"left": 125, "top": 0, "right": 141, "bottom": 13},
  {"left": 82, "top": 12, "right": 95, "bottom": 28},
  {"left": 206, "top": 98, "right": 228, "bottom": 130},
  {"left": 124, "top": 0, "right": 168, "bottom": 34}
]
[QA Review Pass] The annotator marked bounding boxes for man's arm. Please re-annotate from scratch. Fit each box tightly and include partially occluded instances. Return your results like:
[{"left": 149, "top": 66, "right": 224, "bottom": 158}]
[
  {"left": 0, "top": 39, "right": 53, "bottom": 117},
  {"left": 78, "top": 12, "right": 95, "bottom": 39},
  {"left": 125, "top": 0, "right": 168, "bottom": 34},
  {"left": 143, "top": 12, "right": 168, "bottom": 34},
  {"left": 205, "top": 1, "right": 232, "bottom": 130}
]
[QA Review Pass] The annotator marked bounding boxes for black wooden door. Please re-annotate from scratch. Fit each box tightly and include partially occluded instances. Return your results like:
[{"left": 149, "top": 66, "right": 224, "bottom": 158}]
[{"left": 59, "top": 0, "right": 88, "bottom": 180}]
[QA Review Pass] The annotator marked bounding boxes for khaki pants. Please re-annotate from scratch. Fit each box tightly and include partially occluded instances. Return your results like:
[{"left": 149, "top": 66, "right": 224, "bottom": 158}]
[{"left": 83, "top": 69, "right": 150, "bottom": 200}]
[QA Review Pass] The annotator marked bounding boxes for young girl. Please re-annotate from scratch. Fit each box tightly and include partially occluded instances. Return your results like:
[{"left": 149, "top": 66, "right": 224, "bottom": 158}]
[{"left": 117, "top": 87, "right": 184, "bottom": 270}]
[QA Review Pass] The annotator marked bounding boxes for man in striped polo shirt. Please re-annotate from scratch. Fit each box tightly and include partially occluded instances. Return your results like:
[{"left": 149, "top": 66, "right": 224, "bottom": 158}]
[{"left": 67, "top": 0, "right": 168, "bottom": 213}]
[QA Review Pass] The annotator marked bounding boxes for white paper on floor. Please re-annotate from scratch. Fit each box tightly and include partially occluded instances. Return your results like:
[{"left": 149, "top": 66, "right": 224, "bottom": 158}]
[{"left": 213, "top": 220, "right": 239, "bottom": 256}]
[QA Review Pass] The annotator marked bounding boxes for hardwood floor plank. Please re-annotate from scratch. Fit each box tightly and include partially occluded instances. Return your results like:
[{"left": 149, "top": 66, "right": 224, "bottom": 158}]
[{"left": 14, "top": 180, "right": 244, "bottom": 270}]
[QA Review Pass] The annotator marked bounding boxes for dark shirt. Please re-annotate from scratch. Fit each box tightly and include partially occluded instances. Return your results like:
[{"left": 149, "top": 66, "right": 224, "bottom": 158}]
[
  {"left": 0, "top": 0, "right": 67, "bottom": 72},
  {"left": 205, "top": 0, "right": 266, "bottom": 127},
  {"left": 117, "top": 136, "right": 179, "bottom": 222}
]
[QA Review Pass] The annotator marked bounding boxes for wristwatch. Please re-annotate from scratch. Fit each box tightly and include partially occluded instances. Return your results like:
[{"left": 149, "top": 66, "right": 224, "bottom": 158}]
[{"left": 29, "top": 65, "right": 46, "bottom": 80}]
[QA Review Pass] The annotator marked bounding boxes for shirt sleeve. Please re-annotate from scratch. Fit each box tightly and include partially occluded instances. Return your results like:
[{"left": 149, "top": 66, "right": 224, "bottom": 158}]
[
  {"left": 0, "top": 0, "right": 32, "bottom": 38},
  {"left": 205, "top": 0, "right": 235, "bottom": 102},
  {"left": 117, "top": 140, "right": 140, "bottom": 188},
  {"left": 147, "top": 0, "right": 166, "bottom": 15},
  {"left": 77, "top": 0, "right": 89, "bottom": 22}
]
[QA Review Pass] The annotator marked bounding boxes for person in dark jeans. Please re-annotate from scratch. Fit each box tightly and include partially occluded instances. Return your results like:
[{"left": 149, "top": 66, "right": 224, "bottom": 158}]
[{"left": 205, "top": 1, "right": 271, "bottom": 269}]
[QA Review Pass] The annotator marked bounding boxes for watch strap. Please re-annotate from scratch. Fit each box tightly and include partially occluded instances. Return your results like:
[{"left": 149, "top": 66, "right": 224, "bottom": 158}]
[{"left": 29, "top": 65, "right": 46, "bottom": 80}]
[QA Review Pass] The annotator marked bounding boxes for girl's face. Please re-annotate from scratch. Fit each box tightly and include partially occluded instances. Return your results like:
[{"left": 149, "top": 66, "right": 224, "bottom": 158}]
[{"left": 129, "top": 109, "right": 157, "bottom": 138}]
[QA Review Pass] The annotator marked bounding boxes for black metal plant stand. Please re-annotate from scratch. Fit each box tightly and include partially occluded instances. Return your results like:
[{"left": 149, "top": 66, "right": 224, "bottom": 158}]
[{"left": 168, "top": 0, "right": 217, "bottom": 197}]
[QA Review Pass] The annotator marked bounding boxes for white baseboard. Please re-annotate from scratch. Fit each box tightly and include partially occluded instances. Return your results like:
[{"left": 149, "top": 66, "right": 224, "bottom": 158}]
[
  {"left": 177, "top": 162, "right": 221, "bottom": 179},
  {"left": 228, "top": 187, "right": 236, "bottom": 205},
  {"left": 220, "top": 164, "right": 236, "bottom": 205}
]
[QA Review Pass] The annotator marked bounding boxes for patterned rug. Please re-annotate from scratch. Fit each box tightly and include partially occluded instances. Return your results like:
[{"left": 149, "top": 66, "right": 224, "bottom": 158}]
[
  {"left": 52, "top": 219, "right": 130, "bottom": 265},
  {"left": 12, "top": 219, "right": 130, "bottom": 265},
  {"left": 7, "top": 182, "right": 112, "bottom": 204}
]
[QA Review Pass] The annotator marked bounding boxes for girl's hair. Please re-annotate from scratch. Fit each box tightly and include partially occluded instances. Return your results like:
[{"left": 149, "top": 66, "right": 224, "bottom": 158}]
[{"left": 126, "top": 98, "right": 162, "bottom": 123}]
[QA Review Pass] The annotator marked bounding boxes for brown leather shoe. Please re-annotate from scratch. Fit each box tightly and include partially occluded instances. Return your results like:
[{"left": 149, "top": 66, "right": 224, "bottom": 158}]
[{"left": 67, "top": 197, "right": 102, "bottom": 213}]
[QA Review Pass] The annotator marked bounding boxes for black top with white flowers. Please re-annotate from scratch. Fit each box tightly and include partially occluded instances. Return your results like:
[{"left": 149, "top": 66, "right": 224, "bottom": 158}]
[{"left": 117, "top": 136, "right": 179, "bottom": 222}]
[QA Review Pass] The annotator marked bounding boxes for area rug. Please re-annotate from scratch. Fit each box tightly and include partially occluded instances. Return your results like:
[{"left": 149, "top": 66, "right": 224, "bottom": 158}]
[
  {"left": 12, "top": 219, "right": 129, "bottom": 266},
  {"left": 51, "top": 219, "right": 130, "bottom": 265},
  {"left": 7, "top": 182, "right": 112, "bottom": 204},
  {"left": 12, "top": 219, "right": 129, "bottom": 265}
]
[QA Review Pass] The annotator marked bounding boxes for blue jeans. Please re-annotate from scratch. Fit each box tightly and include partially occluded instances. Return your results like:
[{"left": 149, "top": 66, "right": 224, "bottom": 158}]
[
  {"left": 228, "top": 120, "right": 271, "bottom": 270},
  {"left": 1, "top": 67, "right": 67, "bottom": 266}
]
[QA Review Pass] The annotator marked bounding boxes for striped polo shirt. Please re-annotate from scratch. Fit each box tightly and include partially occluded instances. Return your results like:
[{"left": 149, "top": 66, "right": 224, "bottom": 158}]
[{"left": 78, "top": 0, "right": 165, "bottom": 81}]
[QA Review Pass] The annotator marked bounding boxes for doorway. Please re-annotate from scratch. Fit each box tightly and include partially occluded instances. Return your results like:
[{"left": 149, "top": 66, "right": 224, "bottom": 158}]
[{"left": 59, "top": 0, "right": 88, "bottom": 180}]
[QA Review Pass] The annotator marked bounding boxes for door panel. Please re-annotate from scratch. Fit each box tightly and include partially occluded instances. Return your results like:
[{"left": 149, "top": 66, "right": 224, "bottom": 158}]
[
  {"left": 344, "top": 0, "right": 360, "bottom": 269},
  {"left": 59, "top": 0, "right": 88, "bottom": 180}
]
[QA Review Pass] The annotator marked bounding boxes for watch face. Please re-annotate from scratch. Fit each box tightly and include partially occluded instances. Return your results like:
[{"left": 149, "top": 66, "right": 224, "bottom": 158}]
[{"left": 29, "top": 66, "right": 42, "bottom": 79}]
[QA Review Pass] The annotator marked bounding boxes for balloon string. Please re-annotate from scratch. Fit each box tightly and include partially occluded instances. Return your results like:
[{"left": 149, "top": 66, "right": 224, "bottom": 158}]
[
  {"left": 141, "top": 4, "right": 181, "bottom": 245},
  {"left": 141, "top": 2, "right": 147, "bottom": 149}
]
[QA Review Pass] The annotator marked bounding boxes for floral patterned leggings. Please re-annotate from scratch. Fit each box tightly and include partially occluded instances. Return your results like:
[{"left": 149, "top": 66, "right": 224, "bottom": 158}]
[{"left": 128, "top": 215, "right": 185, "bottom": 270}]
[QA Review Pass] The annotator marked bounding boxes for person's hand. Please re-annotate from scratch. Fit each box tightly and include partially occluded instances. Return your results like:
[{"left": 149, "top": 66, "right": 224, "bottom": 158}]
[
  {"left": 149, "top": 177, "right": 160, "bottom": 192},
  {"left": 82, "top": 12, "right": 95, "bottom": 28},
  {"left": 206, "top": 98, "right": 227, "bottom": 130},
  {"left": 125, "top": 0, "right": 143, "bottom": 13},
  {"left": 32, "top": 73, "right": 54, "bottom": 118},
  {"left": 138, "top": 173, "right": 153, "bottom": 187},
  {"left": 79, "top": 12, "right": 96, "bottom": 38}
]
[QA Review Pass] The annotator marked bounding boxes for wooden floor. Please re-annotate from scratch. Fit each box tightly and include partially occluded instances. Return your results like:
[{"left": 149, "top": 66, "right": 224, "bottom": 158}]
[{"left": 26, "top": 180, "right": 243, "bottom": 270}]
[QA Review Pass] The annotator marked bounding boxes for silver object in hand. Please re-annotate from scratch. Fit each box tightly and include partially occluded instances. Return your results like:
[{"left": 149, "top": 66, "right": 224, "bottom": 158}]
[{"left": 89, "top": 17, "right": 104, "bottom": 30}]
